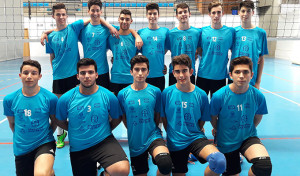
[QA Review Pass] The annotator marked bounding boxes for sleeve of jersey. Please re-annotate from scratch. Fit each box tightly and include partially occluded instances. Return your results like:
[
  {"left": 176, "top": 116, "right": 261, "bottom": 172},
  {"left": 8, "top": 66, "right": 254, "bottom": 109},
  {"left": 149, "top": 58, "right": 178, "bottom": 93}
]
[
  {"left": 210, "top": 93, "right": 222, "bottom": 116},
  {"left": 45, "top": 41, "right": 53, "bottom": 54},
  {"left": 55, "top": 95, "right": 69, "bottom": 121},
  {"left": 261, "top": 29, "right": 269, "bottom": 56},
  {"left": 70, "top": 19, "right": 84, "bottom": 36},
  {"left": 117, "top": 90, "right": 125, "bottom": 115},
  {"left": 108, "top": 92, "right": 122, "bottom": 119},
  {"left": 160, "top": 90, "right": 167, "bottom": 118},
  {"left": 200, "top": 92, "right": 211, "bottom": 121},
  {"left": 49, "top": 94, "right": 58, "bottom": 116},
  {"left": 154, "top": 89, "right": 162, "bottom": 113},
  {"left": 3, "top": 95, "right": 14, "bottom": 116},
  {"left": 256, "top": 91, "right": 268, "bottom": 115},
  {"left": 165, "top": 31, "right": 171, "bottom": 50}
]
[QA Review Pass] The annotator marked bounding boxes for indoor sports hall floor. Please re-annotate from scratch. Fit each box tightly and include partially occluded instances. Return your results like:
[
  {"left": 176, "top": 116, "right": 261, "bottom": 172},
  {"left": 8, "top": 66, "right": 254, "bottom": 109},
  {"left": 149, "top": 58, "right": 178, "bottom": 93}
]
[{"left": 0, "top": 56, "right": 300, "bottom": 175}]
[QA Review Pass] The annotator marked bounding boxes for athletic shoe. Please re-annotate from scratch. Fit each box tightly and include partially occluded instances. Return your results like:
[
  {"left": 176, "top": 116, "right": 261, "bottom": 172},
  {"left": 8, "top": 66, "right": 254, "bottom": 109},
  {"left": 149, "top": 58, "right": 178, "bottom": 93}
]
[{"left": 56, "top": 131, "right": 67, "bottom": 148}]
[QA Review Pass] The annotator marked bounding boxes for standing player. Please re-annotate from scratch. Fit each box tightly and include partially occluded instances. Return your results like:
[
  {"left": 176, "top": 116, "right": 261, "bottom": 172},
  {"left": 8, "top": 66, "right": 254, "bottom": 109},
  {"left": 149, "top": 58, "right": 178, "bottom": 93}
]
[
  {"left": 138, "top": 3, "right": 169, "bottom": 91},
  {"left": 55, "top": 58, "right": 129, "bottom": 176},
  {"left": 161, "top": 54, "right": 226, "bottom": 176},
  {"left": 118, "top": 55, "right": 172, "bottom": 176},
  {"left": 3, "top": 60, "right": 57, "bottom": 176},
  {"left": 108, "top": 9, "right": 137, "bottom": 95},
  {"left": 45, "top": 3, "right": 93, "bottom": 148},
  {"left": 210, "top": 56, "right": 272, "bottom": 176},
  {"left": 166, "top": 3, "right": 201, "bottom": 85},
  {"left": 232, "top": 1, "right": 268, "bottom": 89},
  {"left": 196, "top": 1, "right": 235, "bottom": 97}
]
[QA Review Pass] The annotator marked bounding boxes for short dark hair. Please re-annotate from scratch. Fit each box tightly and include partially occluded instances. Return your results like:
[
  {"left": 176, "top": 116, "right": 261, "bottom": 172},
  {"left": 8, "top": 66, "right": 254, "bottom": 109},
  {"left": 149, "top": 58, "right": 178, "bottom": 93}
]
[
  {"left": 130, "top": 55, "right": 149, "bottom": 70},
  {"left": 20, "top": 60, "right": 41, "bottom": 74},
  {"left": 229, "top": 56, "right": 253, "bottom": 73},
  {"left": 172, "top": 54, "right": 192, "bottom": 70},
  {"left": 77, "top": 58, "right": 97, "bottom": 73},
  {"left": 239, "top": 0, "right": 255, "bottom": 10},
  {"left": 52, "top": 3, "right": 66, "bottom": 15},
  {"left": 176, "top": 3, "right": 190, "bottom": 15},
  {"left": 208, "top": 1, "right": 223, "bottom": 13},
  {"left": 119, "top": 9, "right": 132, "bottom": 18},
  {"left": 146, "top": 3, "right": 159, "bottom": 15},
  {"left": 88, "top": 0, "right": 102, "bottom": 10}
]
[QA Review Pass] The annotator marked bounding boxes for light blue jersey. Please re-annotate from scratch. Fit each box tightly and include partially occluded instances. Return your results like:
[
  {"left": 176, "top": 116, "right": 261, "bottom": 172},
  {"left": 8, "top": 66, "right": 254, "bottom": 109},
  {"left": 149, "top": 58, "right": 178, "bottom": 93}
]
[
  {"left": 108, "top": 33, "right": 137, "bottom": 84},
  {"left": 138, "top": 27, "right": 169, "bottom": 78},
  {"left": 165, "top": 27, "right": 201, "bottom": 75},
  {"left": 46, "top": 20, "right": 84, "bottom": 80},
  {"left": 161, "top": 85, "right": 210, "bottom": 151},
  {"left": 56, "top": 86, "right": 122, "bottom": 152},
  {"left": 3, "top": 88, "right": 57, "bottom": 156},
  {"left": 79, "top": 23, "right": 110, "bottom": 75},
  {"left": 198, "top": 25, "right": 235, "bottom": 80},
  {"left": 232, "top": 26, "right": 268, "bottom": 85},
  {"left": 118, "top": 84, "right": 162, "bottom": 157},
  {"left": 210, "top": 85, "right": 268, "bottom": 153}
]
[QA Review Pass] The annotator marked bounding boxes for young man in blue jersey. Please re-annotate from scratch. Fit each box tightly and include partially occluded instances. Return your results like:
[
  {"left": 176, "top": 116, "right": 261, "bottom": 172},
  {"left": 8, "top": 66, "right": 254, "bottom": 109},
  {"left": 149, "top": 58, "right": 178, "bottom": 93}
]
[
  {"left": 232, "top": 1, "right": 268, "bottom": 89},
  {"left": 108, "top": 9, "right": 138, "bottom": 95},
  {"left": 118, "top": 55, "right": 172, "bottom": 176},
  {"left": 55, "top": 58, "right": 129, "bottom": 176},
  {"left": 137, "top": 3, "right": 169, "bottom": 91},
  {"left": 44, "top": 3, "right": 95, "bottom": 148},
  {"left": 79, "top": 0, "right": 143, "bottom": 89},
  {"left": 166, "top": 3, "right": 201, "bottom": 86},
  {"left": 3, "top": 60, "right": 58, "bottom": 176},
  {"left": 161, "top": 54, "right": 226, "bottom": 176},
  {"left": 196, "top": 1, "right": 235, "bottom": 97},
  {"left": 210, "top": 56, "right": 272, "bottom": 176}
]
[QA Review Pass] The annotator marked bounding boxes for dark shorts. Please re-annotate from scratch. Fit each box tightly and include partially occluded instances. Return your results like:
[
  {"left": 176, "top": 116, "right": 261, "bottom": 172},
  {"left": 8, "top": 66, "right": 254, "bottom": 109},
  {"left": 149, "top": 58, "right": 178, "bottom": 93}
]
[
  {"left": 110, "top": 82, "right": 131, "bottom": 96},
  {"left": 146, "top": 76, "right": 165, "bottom": 92},
  {"left": 15, "top": 141, "right": 56, "bottom": 176},
  {"left": 170, "top": 138, "right": 212, "bottom": 174},
  {"left": 223, "top": 137, "right": 263, "bottom": 176},
  {"left": 96, "top": 72, "right": 110, "bottom": 89},
  {"left": 53, "top": 74, "right": 79, "bottom": 94},
  {"left": 131, "top": 138, "right": 166, "bottom": 175},
  {"left": 196, "top": 77, "right": 226, "bottom": 97},
  {"left": 70, "top": 135, "right": 128, "bottom": 176},
  {"left": 169, "top": 73, "right": 195, "bottom": 86}
]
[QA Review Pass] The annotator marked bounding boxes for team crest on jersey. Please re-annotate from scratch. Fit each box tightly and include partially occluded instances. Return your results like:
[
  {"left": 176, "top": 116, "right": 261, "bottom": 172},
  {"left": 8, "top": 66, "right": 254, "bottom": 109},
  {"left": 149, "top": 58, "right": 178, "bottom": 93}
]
[
  {"left": 61, "top": 37, "right": 64, "bottom": 42},
  {"left": 121, "top": 42, "right": 124, "bottom": 46},
  {"left": 153, "top": 36, "right": 158, "bottom": 41},
  {"left": 212, "top": 37, "right": 217, "bottom": 42},
  {"left": 241, "top": 36, "right": 247, "bottom": 41},
  {"left": 183, "top": 36, "right": 186, "bottom": 41}
]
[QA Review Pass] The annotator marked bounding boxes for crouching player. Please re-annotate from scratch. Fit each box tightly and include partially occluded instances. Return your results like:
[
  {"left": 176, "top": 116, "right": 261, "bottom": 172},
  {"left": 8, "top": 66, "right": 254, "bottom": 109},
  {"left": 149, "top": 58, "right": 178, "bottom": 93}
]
[
  {"left": 161, "top": 54, "right": 226, "bottom": 176},
  {"left": 210, "top": 56, "right": 272, "bottom": 176},
  {"left": 3, "top": 60, "right": 57, "bottom": 176},
  {"left": 118, "top": 55, "right": 172, "bottom": 175}
]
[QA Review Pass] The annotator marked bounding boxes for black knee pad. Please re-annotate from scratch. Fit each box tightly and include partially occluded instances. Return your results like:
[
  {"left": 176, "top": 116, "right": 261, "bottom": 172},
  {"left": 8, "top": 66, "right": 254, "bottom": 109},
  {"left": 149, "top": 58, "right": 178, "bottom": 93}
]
[
  {"left": 154, "top": 153, "right": 172, "bottom": 175},
  {"left": 250, "top": 156, "right": 272, "bottom": 176}
]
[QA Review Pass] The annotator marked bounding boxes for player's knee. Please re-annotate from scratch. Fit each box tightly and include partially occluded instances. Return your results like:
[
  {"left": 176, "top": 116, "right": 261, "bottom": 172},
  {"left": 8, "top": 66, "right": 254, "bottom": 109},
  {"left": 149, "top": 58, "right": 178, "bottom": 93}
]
[
  {"left": 154, "top": 153, "right": 172, "bottom": 175},
  {"left": 206, "top": 152, "right": 226, "bottom": 174},
  {"left": 250, "top": 156, "right": 272, "bottom": 176}
]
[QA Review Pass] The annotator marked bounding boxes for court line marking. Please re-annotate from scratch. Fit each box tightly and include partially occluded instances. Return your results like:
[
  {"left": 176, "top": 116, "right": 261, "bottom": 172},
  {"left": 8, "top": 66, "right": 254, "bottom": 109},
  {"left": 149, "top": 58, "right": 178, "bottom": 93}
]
[
  {"left": 263, "top": 72, "right": 300, "bottom": 85},
  {"left": 0, "top": 118, "right": 7, "bottom": 124},
  {"left": 261, "top": 87, "right": 300, "bottom": 106},
  {"left": 0, "top": 81, "right": 21, "bottom": 91}
]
